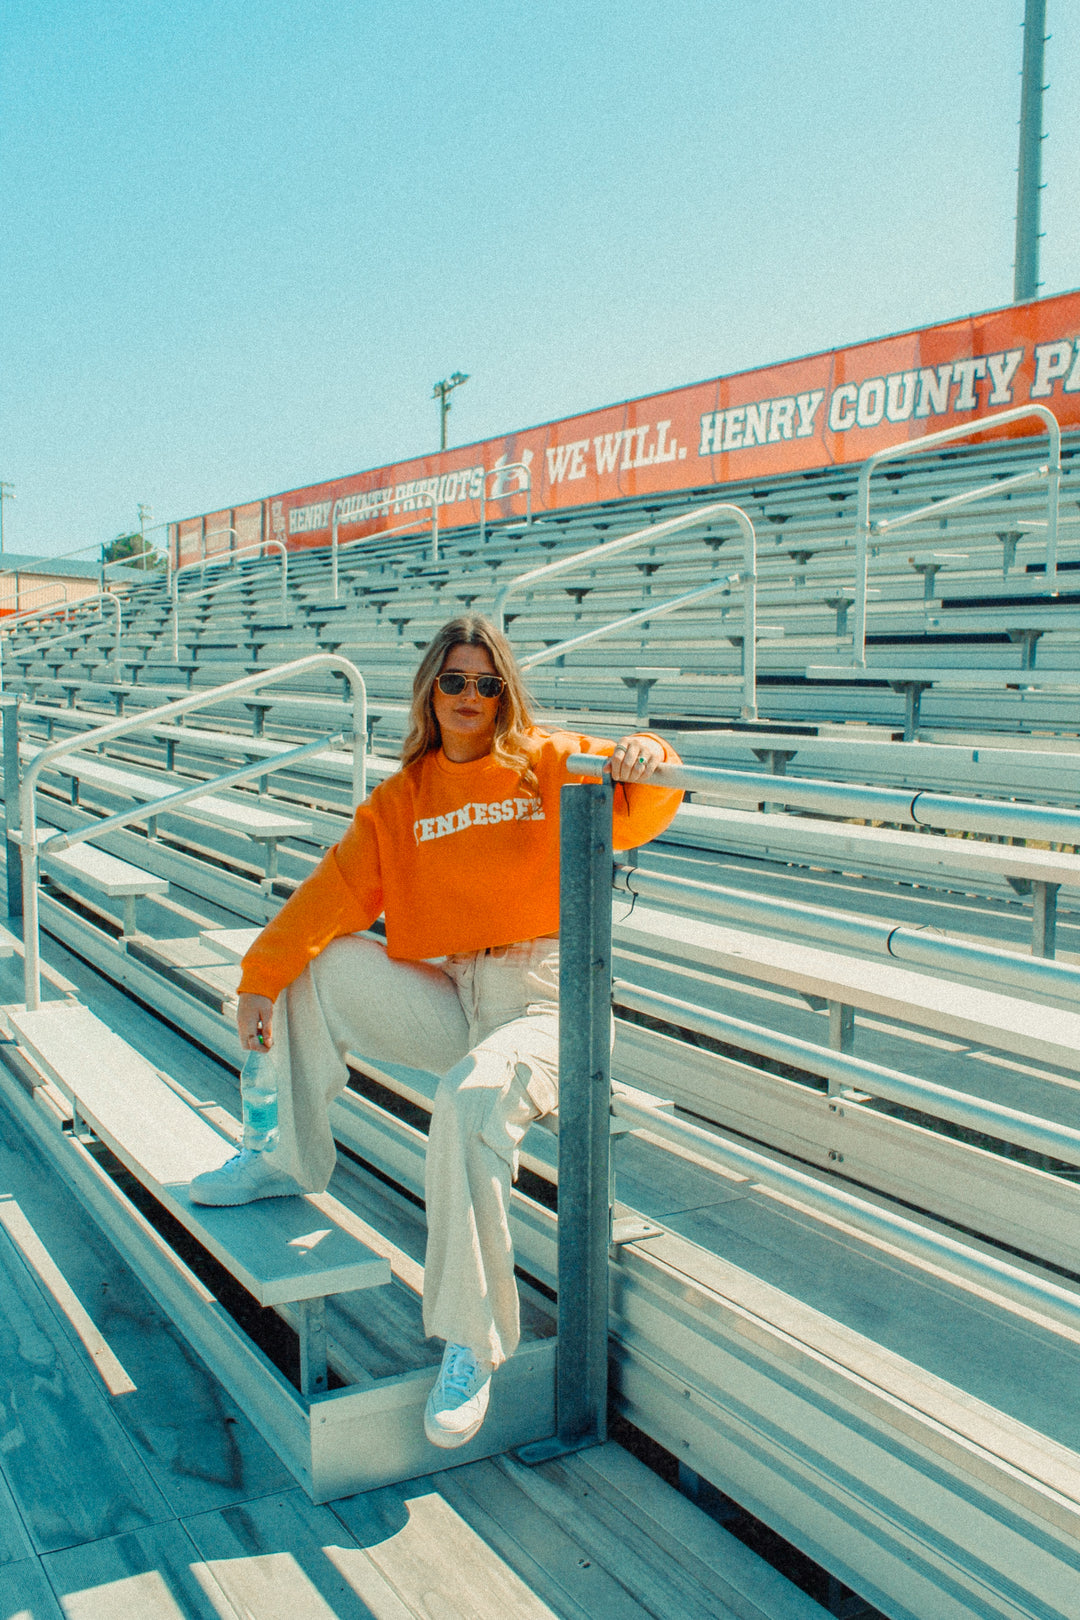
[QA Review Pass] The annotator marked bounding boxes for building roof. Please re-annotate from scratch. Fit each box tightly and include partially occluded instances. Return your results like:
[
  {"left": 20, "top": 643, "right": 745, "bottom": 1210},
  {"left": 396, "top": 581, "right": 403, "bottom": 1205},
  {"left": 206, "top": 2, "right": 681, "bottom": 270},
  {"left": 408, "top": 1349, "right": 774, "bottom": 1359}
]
[{"left": 0, "top": 550, "right": 151, "bottom": 582}]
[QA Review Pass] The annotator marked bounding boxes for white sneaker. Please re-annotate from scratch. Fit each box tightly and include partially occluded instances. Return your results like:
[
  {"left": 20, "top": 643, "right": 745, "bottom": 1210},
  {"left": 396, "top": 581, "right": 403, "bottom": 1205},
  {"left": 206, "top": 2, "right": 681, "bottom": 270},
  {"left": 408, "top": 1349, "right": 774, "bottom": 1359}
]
[
  {"left": 424, "top": 1343, "right": 492, "bottom": 1449},
  {"left": 189, "top": 1148, "right": 302, "bottom": 1206}
]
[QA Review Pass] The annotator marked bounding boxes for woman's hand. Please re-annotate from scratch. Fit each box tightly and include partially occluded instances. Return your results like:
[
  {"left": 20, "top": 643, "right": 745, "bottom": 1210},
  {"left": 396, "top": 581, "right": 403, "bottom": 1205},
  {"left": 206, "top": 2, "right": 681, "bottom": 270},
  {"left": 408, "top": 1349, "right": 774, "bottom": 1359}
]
[
  {"left": 237, "top": 992, "right": 275, "bottom": 1052},
  {"left": 609, "top": 733, "right": 667, "bottom": 783}
]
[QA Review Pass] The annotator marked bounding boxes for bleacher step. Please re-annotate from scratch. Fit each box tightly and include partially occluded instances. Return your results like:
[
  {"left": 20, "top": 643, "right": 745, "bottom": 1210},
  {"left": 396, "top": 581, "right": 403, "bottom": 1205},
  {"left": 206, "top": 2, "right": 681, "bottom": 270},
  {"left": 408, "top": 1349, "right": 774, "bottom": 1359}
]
[
  {"left": 202, "top": 925, "right": 260, "bottom": 961},
  {"left": 617, "top": 902, "right": 1080, "bottom": 1070},
  {"left": 4, "top": 999, "right": 390, "bottom": 1308},
  {"left": 40, "top": 843, "right": 169, "bottom": 899},
  {"left": 26, "top": 748, "right": 315, "bottom": 841}
]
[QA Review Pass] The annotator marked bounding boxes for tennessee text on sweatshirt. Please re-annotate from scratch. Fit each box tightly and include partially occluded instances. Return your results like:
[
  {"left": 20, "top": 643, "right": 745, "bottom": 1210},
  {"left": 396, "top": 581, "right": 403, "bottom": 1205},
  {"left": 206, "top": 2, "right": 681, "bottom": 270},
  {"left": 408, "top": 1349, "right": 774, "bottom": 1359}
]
[{"left": 238, "top": 727, "right": 682, "bottom": 999}]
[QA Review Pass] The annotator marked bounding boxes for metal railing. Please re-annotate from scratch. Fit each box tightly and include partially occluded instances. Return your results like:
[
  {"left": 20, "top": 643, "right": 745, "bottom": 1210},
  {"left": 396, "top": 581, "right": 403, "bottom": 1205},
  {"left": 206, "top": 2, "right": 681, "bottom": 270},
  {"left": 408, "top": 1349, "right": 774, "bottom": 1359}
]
[
  {"left": 0, "top": 539, "right": 108, "bottom": 602},
  {"left": 0, "top": 592, "right": 122, "bottom": 693},
  {"left": 495, "top": 502, "right": 759, "bottom": 716},
  {"left": 170, "top": 541, "right": 288, "bottom": 658},
  {"left": 0, "top": 594, "right": 78, "bottom": 636},
  {"left": 851, "top": 405, "right": 1061, "bottom": 666},
  {"left": 331, "top": 499, "right": 439, "bottom": 598},
  {"left": 568, "top": 750, "right": 1080, "bottom": 845},
  {"left": 519, "top": 571, "right": 754, "bottom": 714},
  {"left": 479, "top": 461, "right": 532, "bottom": 548},
  {"left": 0, "top": 582, "right": 72, "bottom": 620},
  {"left": 610, "top": 859, "right": 1080, "bottom": 1001},
  {"left": 614, "top": 978, "right": 1080, "bottom": 1165},
  {"left": 198, "top": 525, "right": 243, "bottom": 572},
  {"left": 549, "top": 764, "right": 1080, "bottom": 1455},
  {"left": 169, "top": 523, "right": 242, "bottom": 579},
  {"left": 16, "top": 653, "right": 368, "bottom": 1011}
]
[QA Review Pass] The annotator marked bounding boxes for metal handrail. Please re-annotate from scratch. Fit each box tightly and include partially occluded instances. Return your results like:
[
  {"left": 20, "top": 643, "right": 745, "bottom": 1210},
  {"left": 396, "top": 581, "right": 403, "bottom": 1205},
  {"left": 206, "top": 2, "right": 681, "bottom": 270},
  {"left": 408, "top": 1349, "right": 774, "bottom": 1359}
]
[
  {"left": 0, "top": 583, "right": 72, "bottom": 621},
  {"left": 170, "top": 540, "right": 288, "bottom": 657},
  {"left": 170, "top": 523, "right": 239, "bottom": 579},
  {"left": 520, "top": 572, "right": 760, "bottom": 716},
  {"left": 0, "top": 592, "right": 122, "bottom": 693},
  {"left": 851, "top": 405, "right": 1061, "bottom": 667},
  {"left": 0, "top": 539, "right": 104, "bottom": 593},
  {"left": 479, "top": 461, "right": 532, "bottom": 547},
  {"left": 611, "top": 860, "right": 1080, "bottom": 1003},
  {"left": 17, "top": 652, "right": 368, "bottom": 1010},
  {"left": 33, "top": 731, "right": 345, "bottom": 857},
  {"left": 496, "top": 502, "right": 758, "bottom": 718},
  {"left": 0, "top": 594, "right": 78, "bottom": 636},
  {"left": 201, "top": 525, "right": 238, "bottom": 568},
  {"left": 331, "top": 496, "right": 438, "bottom": 599},
  {"left": 567, "top": 751, "right": 1080, "bottom": 845}
]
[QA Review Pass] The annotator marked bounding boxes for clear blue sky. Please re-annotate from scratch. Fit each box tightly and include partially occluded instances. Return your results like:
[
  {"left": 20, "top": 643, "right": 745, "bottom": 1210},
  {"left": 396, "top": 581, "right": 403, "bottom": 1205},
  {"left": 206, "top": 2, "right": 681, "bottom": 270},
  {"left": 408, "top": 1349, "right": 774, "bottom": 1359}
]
[{"left": 2, "top": 0, "right": 1078, "bottom": 556}]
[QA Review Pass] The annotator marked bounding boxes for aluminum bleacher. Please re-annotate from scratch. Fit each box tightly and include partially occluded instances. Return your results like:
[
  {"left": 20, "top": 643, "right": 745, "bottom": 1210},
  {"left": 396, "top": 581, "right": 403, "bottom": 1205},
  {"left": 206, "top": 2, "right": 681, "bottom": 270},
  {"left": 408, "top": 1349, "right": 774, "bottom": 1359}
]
[{"left": 2, "top": 421, "right": 1080, "bottom": 1616}]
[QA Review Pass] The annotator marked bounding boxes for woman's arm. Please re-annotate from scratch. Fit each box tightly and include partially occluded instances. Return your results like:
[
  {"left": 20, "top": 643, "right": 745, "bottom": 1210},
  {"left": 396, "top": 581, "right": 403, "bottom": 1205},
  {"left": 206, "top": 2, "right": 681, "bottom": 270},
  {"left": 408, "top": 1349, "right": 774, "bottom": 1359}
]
[{"left": 237, "top": 802, "right": 384, "bottom": 1006}]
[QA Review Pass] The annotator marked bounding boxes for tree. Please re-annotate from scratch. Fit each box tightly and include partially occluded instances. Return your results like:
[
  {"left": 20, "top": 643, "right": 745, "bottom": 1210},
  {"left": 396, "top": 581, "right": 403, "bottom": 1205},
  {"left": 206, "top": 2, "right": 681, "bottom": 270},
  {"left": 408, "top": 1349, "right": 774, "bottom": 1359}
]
[{"left": 103, "top": 531, "right": 164, "bottom": 571}]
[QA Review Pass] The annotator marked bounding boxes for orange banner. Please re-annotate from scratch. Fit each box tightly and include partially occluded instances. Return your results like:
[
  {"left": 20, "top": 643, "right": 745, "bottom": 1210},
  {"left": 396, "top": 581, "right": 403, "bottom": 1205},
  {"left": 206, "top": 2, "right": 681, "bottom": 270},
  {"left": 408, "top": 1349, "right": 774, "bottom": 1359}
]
[{"left": 171, "top": 290, "right": 1080, "bottom": 568}]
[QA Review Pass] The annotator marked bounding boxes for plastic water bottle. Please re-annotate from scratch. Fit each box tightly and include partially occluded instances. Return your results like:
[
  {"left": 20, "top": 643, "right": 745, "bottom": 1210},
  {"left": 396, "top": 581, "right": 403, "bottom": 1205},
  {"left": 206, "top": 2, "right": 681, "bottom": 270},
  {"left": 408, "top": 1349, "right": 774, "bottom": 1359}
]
[{"left": 241, "top": 1050, "right": 279, "bottom": 1152}]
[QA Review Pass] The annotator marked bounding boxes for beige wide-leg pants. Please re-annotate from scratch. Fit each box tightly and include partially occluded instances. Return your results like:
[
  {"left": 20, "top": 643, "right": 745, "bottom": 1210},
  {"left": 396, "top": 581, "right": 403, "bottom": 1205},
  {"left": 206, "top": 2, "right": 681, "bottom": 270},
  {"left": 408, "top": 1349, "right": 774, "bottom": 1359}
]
[{"left": 258, "top": 933, "right": 559, "bottom": 1368}]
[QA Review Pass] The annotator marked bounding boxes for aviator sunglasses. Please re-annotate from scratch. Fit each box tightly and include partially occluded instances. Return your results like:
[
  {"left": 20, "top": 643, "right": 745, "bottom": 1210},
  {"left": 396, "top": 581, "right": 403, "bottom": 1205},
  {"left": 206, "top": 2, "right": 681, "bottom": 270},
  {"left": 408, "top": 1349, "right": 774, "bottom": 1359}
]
[{"left": 435, "top": 671, "right": 506, "bottom": 699}]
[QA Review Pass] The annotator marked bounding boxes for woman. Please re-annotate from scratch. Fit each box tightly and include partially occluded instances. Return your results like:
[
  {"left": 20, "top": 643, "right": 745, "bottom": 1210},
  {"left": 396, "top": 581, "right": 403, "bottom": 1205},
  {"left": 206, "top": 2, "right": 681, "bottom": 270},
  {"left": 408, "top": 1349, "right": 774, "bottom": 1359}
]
[{"left": 191, "top": 614, "right": 682, "bottom": 1448}]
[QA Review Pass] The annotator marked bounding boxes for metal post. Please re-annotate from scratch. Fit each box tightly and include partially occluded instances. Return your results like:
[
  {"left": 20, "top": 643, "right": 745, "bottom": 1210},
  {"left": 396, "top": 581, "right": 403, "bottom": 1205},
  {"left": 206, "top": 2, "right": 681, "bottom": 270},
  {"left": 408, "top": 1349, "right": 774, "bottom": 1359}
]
[
  {"left": 620, "top": 675, "right": 660, "bottom": 725},
  {"left": 891, "top": 680, "right": 930, "bottom": 742},
  {"left": 1, "top": 695, "right": 22, "bottom": 917},
  {"left": 1014, "top": 0, "right": 1047, "bottom": 304},
  {"left": 297, "top": 1297, "right": 328, "bottom": 1396},
  {"left": 480, "top": 462, "right": 532, "bottom": 549},
  {"left": 519, "top": 779, "right": 613, "bottom": 1463},
  {"left": 1032, "top": 881, "right": 1059, "bottom": 958},
  {"left": 828, "top": 1001, "right": 855, "bottom": 1056}
]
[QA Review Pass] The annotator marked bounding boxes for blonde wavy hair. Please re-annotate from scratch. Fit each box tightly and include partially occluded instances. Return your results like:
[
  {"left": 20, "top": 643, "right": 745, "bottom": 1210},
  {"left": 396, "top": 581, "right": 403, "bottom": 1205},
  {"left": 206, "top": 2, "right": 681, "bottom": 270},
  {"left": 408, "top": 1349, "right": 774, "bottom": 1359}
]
[{"left": 401, "top": 614, "right": 540, "bottom": 794}]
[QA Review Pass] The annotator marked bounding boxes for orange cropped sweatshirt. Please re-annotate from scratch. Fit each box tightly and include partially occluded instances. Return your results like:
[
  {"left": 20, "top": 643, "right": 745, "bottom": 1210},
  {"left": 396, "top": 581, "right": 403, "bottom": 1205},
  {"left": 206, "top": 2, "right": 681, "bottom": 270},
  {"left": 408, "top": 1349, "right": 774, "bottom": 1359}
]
[{"left": 238, "top": 727, "right": 683, "bottom": 1001}]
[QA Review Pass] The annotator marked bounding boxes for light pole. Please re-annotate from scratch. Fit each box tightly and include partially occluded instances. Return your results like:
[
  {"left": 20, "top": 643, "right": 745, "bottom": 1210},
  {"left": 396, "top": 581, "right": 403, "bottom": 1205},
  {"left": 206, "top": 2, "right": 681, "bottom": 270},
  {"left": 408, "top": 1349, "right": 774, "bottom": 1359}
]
[
  {"left": 432, "top": 372, "right": 469, "bottom": 451},
  {"left": 0, "top": 483, "right": 13, "bottom": 555},
  {"left": 137, "top": 503, "right": 153, "bottom": 570},
  {"left": 1014, "top": 0, "right": 1048, "bottom": 303}
]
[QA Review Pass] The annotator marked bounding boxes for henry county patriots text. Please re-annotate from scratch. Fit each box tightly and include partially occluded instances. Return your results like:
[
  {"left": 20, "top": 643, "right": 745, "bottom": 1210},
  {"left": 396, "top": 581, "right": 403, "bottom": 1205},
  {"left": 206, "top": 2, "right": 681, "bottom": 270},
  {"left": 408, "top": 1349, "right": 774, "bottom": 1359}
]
[{"left": 172, "top": 290, "right": 1080, "bottom": 567}]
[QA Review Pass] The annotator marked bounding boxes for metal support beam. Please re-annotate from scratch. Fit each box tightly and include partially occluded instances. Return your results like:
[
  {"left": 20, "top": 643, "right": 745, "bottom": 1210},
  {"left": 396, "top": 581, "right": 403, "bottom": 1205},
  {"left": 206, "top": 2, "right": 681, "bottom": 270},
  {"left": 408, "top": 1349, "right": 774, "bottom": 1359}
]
[
  {"left": 889, "top": 680, "right": 931, "bottom": 742},
  {"left": 1, "top": 695, "right": 22, "bottom": 917},
  {"left": 752, "top": 747, "right": 797, "bottom": 815},
  {"left": 1008, "top": 627, "right": 1044, "bottom": 670},
  {"left": 297, "top": 1297, "right": 328, "bottom": 1396},
  {"left": 1032, "top": 880, "right": 1060, "bottom": 958},
  {"left": 519, "top": 779, "right": 613, "bottom": 1464},
  {"left": 620, "top": 672, "right": 674, "bottom": 726},
  {"left": 828, "top": 1001, "right": 855, "bottom": 1059}
]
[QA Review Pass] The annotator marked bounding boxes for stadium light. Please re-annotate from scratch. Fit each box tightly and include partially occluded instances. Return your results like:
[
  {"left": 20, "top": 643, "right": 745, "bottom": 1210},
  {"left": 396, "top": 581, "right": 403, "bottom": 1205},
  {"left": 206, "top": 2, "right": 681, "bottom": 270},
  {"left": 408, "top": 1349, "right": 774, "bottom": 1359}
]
[
  {"left": 137, "top": 502, "right": 153, "bottom": 571},
  {"left": 432, "top": 371, "right": 469, "bottom": 451}
]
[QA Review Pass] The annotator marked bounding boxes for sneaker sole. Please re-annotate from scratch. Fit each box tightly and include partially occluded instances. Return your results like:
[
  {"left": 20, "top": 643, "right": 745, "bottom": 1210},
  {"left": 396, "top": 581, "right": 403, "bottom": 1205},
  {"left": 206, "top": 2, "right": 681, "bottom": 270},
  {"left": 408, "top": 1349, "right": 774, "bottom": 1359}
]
[
  {"left": 188, "top": 1183, "right": 301, "bottom": 1207},
  {"left": 423, "top": 1409, "right": 487, "bottom": 1449},
  {"left": 423, "top": 1388, "right": 490, "bottom": 1449}
]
